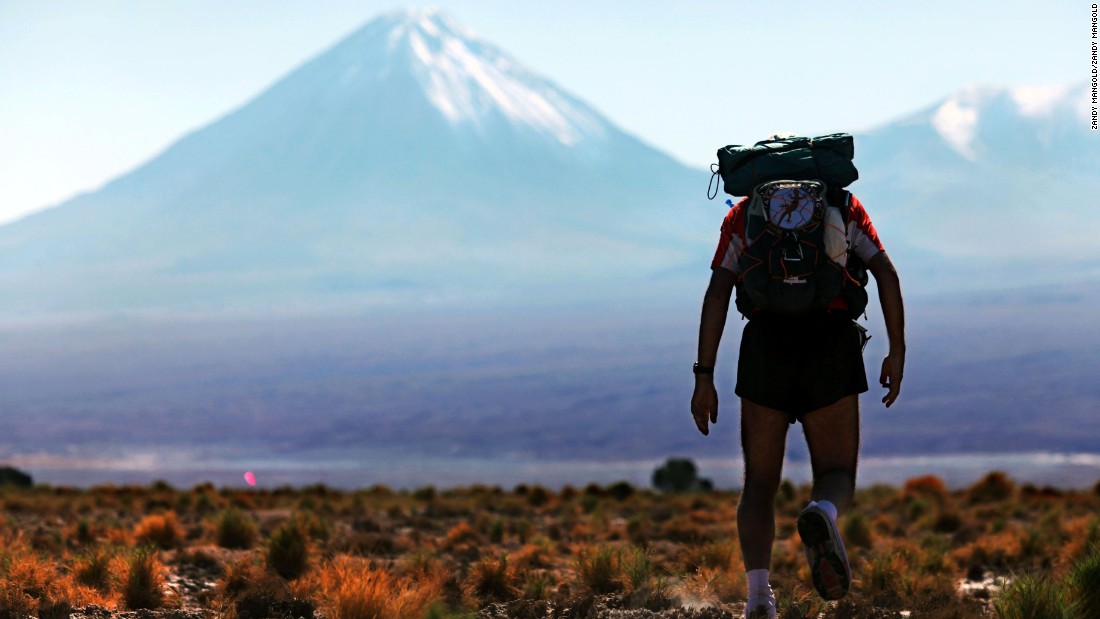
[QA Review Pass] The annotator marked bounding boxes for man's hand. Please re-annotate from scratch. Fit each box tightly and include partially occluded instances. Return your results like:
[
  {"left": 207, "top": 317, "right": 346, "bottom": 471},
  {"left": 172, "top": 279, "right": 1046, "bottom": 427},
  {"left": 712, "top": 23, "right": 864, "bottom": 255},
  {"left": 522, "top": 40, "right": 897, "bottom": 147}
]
[
  {"left": 879, "top": 350, "right": 905, "bottom": 407},
  {"left": 868, "top": 252, "right": 906, "bottom": 408},
  {"left": 691, "top": 378, "right": 719, "bottom": 435},
  {"left": 693, "top": 268, "right": 735, "bottom": 436}
]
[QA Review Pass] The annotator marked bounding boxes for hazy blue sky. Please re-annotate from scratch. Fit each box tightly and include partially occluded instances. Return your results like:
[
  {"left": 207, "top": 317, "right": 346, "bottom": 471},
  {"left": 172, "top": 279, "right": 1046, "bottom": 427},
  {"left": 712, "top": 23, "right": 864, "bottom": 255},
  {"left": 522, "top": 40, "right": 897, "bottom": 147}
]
[{"left": 0, "top": 1, "right": 1085, "bottom": 224}]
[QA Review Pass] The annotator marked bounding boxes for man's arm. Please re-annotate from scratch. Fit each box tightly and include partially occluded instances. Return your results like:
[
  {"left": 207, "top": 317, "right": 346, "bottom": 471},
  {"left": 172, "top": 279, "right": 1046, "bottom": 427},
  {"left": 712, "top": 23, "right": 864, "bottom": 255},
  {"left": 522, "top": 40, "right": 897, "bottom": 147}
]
[
  {"left": 867, "top": 251, "right": 905, "bottom": 407},
  {"left": 691, "top": 268, "right": 737, "bottom": 435}
]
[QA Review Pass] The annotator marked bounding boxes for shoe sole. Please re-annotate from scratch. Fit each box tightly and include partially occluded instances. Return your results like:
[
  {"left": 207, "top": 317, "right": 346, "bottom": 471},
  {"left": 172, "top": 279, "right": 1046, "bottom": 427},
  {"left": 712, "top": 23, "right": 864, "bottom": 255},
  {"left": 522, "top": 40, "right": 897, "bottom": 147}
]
[{"left": 797, "top": 508, "right": 851, "bottom": 600}]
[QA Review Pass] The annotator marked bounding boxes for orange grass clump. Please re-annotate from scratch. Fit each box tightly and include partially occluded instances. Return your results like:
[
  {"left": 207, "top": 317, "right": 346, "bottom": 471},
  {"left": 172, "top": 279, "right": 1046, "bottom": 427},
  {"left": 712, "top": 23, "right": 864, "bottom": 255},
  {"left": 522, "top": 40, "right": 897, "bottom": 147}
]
[
  {"left": 132, "top": 511, "right": 184, "bottom": 549},
  {"left": 3, "top": 550, "right": 57, "bottom": 598},
  {"left": 0, "top": 580, "right": 36, "bottom": 619},
  {"left": 903, "top": 475, "right": 949, "bottom": 505},
  {"left": 573, "top": 544, "right": 624, "bottom": 595},
  {"left": 312, "top": 556, "right": 442, "bottom": 619},
  {"left": 462, "top": 553, "right": 519, "bottom": 606},
  {"left": 119, "top": 548, "right": 170, "bottom": 610}
]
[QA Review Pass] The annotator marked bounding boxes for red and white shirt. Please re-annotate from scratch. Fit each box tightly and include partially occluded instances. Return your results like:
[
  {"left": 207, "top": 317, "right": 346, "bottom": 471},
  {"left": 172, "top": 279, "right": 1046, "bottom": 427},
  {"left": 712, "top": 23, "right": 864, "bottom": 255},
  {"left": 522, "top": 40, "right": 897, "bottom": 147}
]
[{"left": 711, "top": 192, "right": 885, "bottom": 275}]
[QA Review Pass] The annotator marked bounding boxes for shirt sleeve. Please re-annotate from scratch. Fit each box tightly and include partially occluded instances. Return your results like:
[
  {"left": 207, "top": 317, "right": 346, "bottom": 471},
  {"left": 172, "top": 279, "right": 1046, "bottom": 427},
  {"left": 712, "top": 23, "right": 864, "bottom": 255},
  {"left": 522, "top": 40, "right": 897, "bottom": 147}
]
[
  {"left": 846, "top": 193, "right": 885, "bottom": 263},
  {"left": 710, "top": 198, "right": 748, "bottom": 274}
]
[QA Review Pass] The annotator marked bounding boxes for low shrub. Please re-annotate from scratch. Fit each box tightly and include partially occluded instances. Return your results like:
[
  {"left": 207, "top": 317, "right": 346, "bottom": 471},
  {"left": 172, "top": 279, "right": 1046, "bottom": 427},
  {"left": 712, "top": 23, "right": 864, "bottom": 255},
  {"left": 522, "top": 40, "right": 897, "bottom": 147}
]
[
  {"left": 903, "top": 475, "right": 948, "bottom": 502},
  {"left": 73, "top": 547, "right": 114, "bottom": 593},
  {"left": 775, "top": 586, "right": 825, "bottom": 619},
  {"left": 523, "top": 571, "right": 553, "bottom": 601},
  {"left": 2, "top": 550, "right": 57, "bottom": 598},
  {"left": 121, "top": 548, "right": 167, "bottom": 610},
  {"left": 866, "top": 552, "right": 902, "bottom": 599},
  {"left": 621, "top": 546, "right": 652, "bottom": 591},
  {"left": 133, "top": 511, "right": 183, "bottom": 549},
  {"left": 314, "top": 556, "right": 441, "bottom": 619},
  {"left": 968, "top": 471, "right": 1015, "bottom": 504},
  {"left": 843, "top": 511, "right": 873, "bottom": 549},
  {"left": 607, "top": 481, "right": 635, "bottom": 502},
  {"left": 526, "top": 486, "right": 552, "bottom": 507},
  {"left": 462, "top": 553, "right": 517, "bottom": 606},
  {"left": 993, "top": 572, "right": 1072, "bottom": 619},
  {"left": 267, "top": 520, "right": 310, "bottom": 580},
  {"left": 215, "top": 507, "right": 257, "bottom": 549},
  {"left": 932, "top": 510, "right": 963, "bottom": 533},
  {"left": 574, "top": 545, "right": 622, "bottom": 594},
  {"left": 1067, "top": 545, "right": 1100, "bottom": 619},
  {"left": 0, "top": 580, "right": 37, "bottom": 619}
]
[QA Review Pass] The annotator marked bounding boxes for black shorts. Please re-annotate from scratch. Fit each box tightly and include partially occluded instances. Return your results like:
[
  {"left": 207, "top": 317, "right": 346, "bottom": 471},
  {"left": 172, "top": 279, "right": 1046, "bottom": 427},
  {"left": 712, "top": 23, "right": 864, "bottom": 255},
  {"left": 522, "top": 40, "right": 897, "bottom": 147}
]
[{"left": 735, "top": 312, "right": 869, "bottom": 423}]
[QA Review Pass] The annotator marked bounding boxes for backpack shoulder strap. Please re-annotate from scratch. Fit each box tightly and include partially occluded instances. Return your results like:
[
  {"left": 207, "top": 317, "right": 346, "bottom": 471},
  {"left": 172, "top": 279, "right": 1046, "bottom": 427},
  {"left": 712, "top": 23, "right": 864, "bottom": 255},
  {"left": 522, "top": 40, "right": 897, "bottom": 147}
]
[{"left": 826, "top": 186, "right": 852, "bottom": 224}]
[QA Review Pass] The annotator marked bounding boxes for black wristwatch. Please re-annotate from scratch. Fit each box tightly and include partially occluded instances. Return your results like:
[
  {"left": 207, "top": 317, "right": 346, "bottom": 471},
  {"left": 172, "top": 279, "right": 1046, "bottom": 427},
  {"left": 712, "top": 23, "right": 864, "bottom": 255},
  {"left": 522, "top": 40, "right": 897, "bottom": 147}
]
[{"left": 693, "top": 362, "right": 714, "bottom": 375}]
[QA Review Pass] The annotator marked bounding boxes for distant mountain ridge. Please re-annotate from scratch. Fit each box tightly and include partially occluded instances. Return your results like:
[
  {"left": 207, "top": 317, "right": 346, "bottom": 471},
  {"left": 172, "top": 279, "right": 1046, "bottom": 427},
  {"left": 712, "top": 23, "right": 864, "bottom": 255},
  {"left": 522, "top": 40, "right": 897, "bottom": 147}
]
[
  {"left": 854, "top": 81, "right": 1096, "bottom": 286},
  {"left": 0, "top": 9, "right": 707, "bottom": 318},
  {"left": 0, "top": 8, "right": 1094, "bottom": 318}
]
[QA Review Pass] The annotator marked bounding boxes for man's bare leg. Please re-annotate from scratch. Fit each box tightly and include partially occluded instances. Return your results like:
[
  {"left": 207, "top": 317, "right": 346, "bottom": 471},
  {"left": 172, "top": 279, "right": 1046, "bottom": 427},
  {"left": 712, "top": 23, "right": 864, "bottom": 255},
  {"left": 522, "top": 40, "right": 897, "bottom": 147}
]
[
  {"left": 797, "top": 394, "right": 859, "bottom": 600},
  {"left": 801, "top": 394, "right": 860, "bottom": 515},
  {"left": 737, "top": 399, "right": 791, "bottom": 570}
]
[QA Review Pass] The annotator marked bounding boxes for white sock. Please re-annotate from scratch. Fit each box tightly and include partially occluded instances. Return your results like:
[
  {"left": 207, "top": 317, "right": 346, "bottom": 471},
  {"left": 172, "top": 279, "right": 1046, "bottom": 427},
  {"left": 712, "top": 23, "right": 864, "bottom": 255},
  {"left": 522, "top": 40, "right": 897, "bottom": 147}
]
[
  {"left": 746, "top": 568, "right": 772, "bottom": 597},
  {"left": 817, "top": 499, "right": 838, "bottom": 521}
]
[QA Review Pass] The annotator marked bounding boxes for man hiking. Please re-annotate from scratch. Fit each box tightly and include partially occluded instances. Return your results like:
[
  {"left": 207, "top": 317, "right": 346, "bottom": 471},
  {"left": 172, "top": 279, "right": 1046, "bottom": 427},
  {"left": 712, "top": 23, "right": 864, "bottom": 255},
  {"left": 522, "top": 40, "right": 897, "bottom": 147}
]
[{"left": 691, "top": 134, "right": 905, "bottom": 619}]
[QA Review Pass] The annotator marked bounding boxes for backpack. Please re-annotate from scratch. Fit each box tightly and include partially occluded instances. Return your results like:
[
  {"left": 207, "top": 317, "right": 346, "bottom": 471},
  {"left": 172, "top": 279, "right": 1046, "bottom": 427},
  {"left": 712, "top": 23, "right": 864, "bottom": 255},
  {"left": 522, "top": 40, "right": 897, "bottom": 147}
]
[
  {"left": 733, "top": 180, "right": 868, "bottom": 319},
  {"left": 710, "top": 133, "right": 858, "bottom": 198}
]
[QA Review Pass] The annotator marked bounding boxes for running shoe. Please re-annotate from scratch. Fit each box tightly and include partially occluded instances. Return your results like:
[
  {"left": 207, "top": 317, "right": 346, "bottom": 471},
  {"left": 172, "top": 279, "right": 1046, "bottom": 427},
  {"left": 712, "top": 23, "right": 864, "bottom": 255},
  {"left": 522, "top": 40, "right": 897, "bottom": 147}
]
[
  {"left": 744, "top": 597, "right": 776, "bottom": 619},
  {"left": 797, "top": 501, "right": 852, "bottom": 600}
]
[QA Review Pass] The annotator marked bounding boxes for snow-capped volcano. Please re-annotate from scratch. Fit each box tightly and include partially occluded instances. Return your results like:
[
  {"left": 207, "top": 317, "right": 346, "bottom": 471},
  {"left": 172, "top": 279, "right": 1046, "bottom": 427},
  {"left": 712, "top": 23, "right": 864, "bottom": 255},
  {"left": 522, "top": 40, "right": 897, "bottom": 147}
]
[
  {"left": 0, "top": 10, "right": 705, "bottom": 317},
  {"left": 926, "top": 83, "right": 1090, "bottom": 161},
  {"left": 855, "top": 80, "right": 1097, "bottom": 276},
  {"left": 379, "top": 9, "right": 607, "bottom": 146},
  {"left": 263, "top": 9, "right": 611, "bottom": 153}
]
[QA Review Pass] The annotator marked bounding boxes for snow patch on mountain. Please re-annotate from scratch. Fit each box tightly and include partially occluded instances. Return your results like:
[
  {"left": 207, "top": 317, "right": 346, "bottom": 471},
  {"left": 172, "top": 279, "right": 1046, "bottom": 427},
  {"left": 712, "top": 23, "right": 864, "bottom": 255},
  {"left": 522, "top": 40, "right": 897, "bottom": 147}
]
[
  {"left": 1010, "top": 83, "right": 1075, "bottom": 117},
  {"left": 384, "top": 9, "right": 606, "bottom": 146},
  {"left": 929, "top": 83, "right": 1088, "bottom": 159},
  {"left": 931, "top": 90, "right": 980, "bottom": 159}
]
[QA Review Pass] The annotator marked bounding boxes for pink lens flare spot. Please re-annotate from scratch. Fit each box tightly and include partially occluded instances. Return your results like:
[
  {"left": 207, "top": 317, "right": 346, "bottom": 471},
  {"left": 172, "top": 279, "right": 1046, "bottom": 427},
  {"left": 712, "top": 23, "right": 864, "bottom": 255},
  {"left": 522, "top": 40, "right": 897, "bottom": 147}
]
[{"left": 243, "top": 471, "right": 257, "bottom": 486}]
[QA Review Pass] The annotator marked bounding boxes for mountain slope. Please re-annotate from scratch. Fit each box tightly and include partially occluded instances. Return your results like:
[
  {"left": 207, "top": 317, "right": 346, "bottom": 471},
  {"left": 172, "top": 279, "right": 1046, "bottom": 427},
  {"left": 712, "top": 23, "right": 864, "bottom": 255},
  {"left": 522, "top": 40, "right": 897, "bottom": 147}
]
[
  {"left": 853, "top": 82, "right": 1098, "bottom": 289},
  {"left": 0, "top": 9, "right": 709, "bottom": 317}
]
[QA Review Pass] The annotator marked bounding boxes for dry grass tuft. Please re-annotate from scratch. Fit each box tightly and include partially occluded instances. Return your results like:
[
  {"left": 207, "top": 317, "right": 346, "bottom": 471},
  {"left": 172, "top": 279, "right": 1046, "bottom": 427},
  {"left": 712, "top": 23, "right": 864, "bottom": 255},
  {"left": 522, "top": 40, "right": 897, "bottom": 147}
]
[
  {"left": 510, "top": 540, "right": 553, "bottom": 571},
  {"left": 266, "top": 519, "right": 310, "bottom": 580},
  {"left": 218, "top": 558, "right": 270, "bottom": 602},
  {"left": 73, "top": 546, "right": 114, "bottom": 593},
  {"left": 215, "top": 507, "right": 257, "bottom": 549},
  {"left": 775, "top": 585, "right": 825, "bottom": 619},
  {"left": 903, "top": 474, "right": 949, "bottom": 504},
  {"left": 967, "top": 471, "right": 1016, "bottom": 504},
  {"left": 993, "top": 572, "right": 1072, "bottom": 619},
  {"left": 220, "top": 565, "right": 310, "bottom": 619},
  {"left": 3, "top": 550, "right": 57, "bottom": 598},
  {"left": 842, "top": 511, "right": 874, "bottom": 549},
  {"left": 313, "top": 556, "right": 442, "bottom": 619},
  {"left": 440, "top": 521, "right": 481, "bottom": 550},
  {"left": 1067, "top": 544, "right": 1100, "bottom": 618},
  {"left": 574, "top": 544, "right": 623, "bottom": 594},
  {"left": 621, "top": 545, "right": 653, "bottom": 591},
  {"left": 462, "top": 553, "right": 518, "bottom": 607},
  {"left": 0, "top": 580, "right": 36, "bottom": 619},
  {"left": 120, "top": 547, "right": 168, "bottom": 610},
  {"left": 133, "top": 510, "right": 184, "bottom": 549}
]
